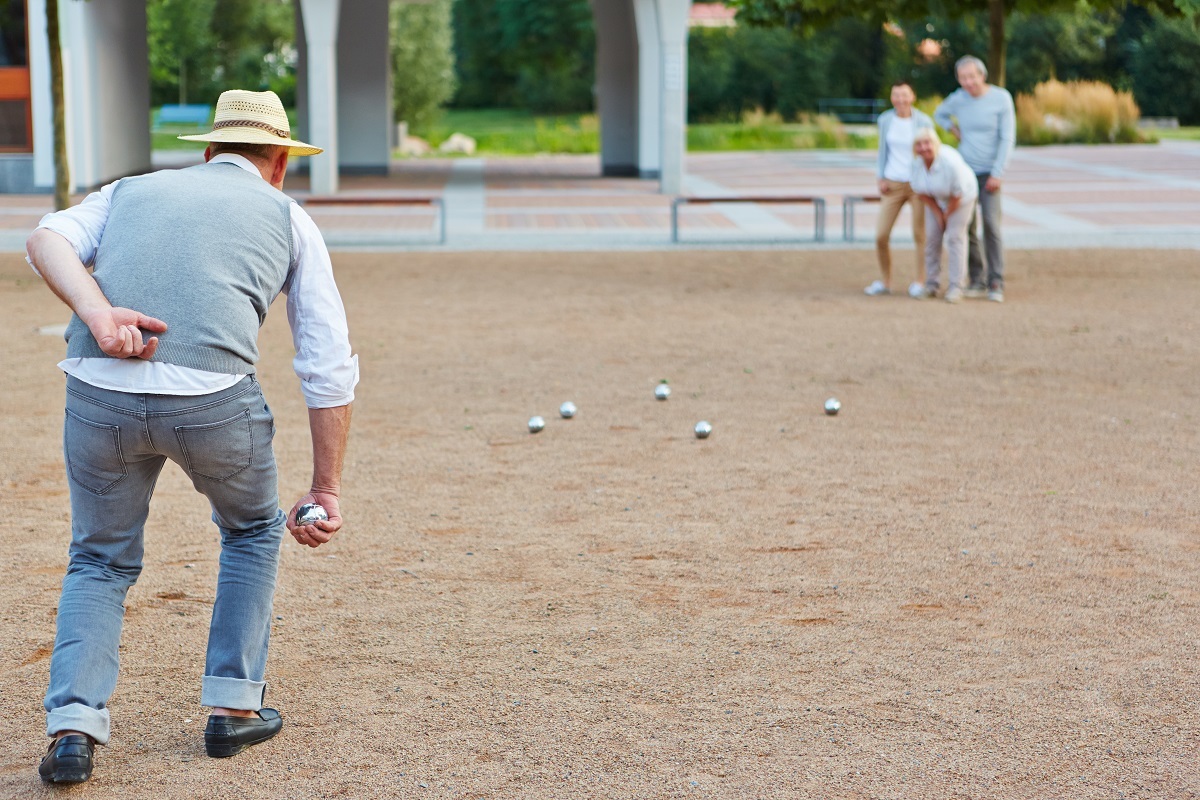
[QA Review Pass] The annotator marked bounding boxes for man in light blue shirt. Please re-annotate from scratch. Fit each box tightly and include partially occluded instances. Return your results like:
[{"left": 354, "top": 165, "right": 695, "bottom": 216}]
[{"left": 934, "top": 55, "right": 1016, "bottom": 302}]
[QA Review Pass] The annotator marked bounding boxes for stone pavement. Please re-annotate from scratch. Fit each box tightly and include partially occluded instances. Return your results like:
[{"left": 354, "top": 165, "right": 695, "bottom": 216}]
[{"left": 5, "top": 142, "right": 1200, "bottom": 252}]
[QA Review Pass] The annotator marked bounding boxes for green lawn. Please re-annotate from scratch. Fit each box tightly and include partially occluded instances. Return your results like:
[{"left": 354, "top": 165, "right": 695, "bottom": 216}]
[
  {"left": 1153, "top": 126, "right": 1200, "bottom": 141},
  {"left": 410, "top": 108, "right": 877, "bottom": 156}
]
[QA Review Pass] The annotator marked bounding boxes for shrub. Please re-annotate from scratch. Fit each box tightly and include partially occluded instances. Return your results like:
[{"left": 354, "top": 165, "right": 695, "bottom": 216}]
[{"left": 1015, "top": 79, "right": 1149, "bottom": 145}]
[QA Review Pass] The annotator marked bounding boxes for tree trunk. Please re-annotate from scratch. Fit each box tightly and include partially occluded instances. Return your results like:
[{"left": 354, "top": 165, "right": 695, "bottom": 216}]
[
  {"left": 988, "top": 0, "right": 1006, "bottom": 87},
  {"left": 47, "top": 0, "right": 69, "bottom": 210}
]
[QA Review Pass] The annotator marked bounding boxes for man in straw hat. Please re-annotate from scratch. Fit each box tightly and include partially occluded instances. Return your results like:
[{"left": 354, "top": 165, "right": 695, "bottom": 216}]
[{"left": 25, "top": 89, "right": 357, "bottom": 783}]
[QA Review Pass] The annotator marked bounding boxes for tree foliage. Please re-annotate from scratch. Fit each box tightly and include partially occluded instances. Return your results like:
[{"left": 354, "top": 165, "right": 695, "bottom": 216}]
[
  {"left": 452, "top": 0, "right": 595, "bottom": 112},
  {"left": 728, "top": 0, "right": 1197, "bottom": 86},
  {"left": 146, "top": 0, "right": 294, "bottom": 107},
  {"left": 391, "top": 0, "right": 457, "bottom": 129}
]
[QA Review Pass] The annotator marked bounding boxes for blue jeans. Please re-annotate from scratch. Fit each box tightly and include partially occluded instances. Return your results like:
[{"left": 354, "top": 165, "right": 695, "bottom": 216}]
[{"left": 46, "top": 375, "right": 285, "bottom": 744}]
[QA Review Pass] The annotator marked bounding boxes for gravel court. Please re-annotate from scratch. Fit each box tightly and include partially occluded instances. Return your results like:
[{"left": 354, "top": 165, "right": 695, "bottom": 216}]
[{"left": 2, "top": 247, "right": 1198, "bottom": 799}]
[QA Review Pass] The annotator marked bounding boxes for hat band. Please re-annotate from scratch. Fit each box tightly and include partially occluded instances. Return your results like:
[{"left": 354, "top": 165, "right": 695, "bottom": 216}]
[{"left": 212, "top": 118, "right": 290, "bottom": 138}]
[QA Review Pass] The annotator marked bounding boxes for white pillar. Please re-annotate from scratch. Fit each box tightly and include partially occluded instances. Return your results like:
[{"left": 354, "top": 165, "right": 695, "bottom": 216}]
[
  {"left": 631, "top": 0, "right": 660, "bottom": 178},
  {"left": 299, "top": 0, "right": 341, "bottom": 194},
  {"left": 29, "top": 0, "right": 53, "bottom": 189},
  {"left": 337, "top": 0, "right": 390, "bottom": 173},
  {"left": 594, "top": 0, "right": 639, "bottom": 176},
  {"left": 655, "top": 0, "right": 690, "bottom": 195}
]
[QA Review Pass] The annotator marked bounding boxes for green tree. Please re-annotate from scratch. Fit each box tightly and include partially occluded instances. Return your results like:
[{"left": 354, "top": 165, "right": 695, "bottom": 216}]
[
  {"left": 147, "top": 0, "right": 218, "bottom": 105},
  {"left": 1131, "top": 12, "right": 1200, "bottom": 123},
  {"left": 147, "top": 0, "right": 296, "bottom": 107},
  {"left": 392, "top": 0, "right": 457, "bottom": 130},
  {"left": 729, "top": 0, "right": 1197, "bottom": 87},
  {"left": 451, "top": 0, "right": 594, "bottom": 113}
]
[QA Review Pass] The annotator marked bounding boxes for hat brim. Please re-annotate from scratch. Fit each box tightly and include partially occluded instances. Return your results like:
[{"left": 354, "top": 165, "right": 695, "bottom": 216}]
[{"left": 178, "top": 127, "right": 323, "bottom": 157}]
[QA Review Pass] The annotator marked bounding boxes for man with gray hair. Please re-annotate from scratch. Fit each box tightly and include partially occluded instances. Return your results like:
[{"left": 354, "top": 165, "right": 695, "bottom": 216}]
[
  {"left": 934, "top": 55, "right": 1016, "bottom": 302},
  {"left": 26, "top": 89, "right": 357, "bottom": 783}
]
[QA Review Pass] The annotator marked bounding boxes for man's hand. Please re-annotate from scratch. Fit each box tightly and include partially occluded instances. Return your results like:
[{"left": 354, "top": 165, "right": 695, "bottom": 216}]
[
  {"left": 80, "top": 307, "right": 168, "bottom": 359},
  {"left": 878, "top": 179, "right": 890, "bottom": 195},
  {"left": 950, "top": 125, "right": 962, "bottom": 140},
  {"left": 288, "top": 403, "right": 352, "bottom": 549},
  {"left": 984, "top": 176, "right": 1002, "bottom": 193},
  {"left": 286, "top": 491, "right": 342, "bottom": 548}
]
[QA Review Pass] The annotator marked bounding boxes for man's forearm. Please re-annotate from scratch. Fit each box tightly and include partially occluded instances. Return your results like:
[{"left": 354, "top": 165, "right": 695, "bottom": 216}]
[
  {"left": 27, "top": 228, "right": 110, "bottom": 322},
  {"left": 308, "top": 403, "right": 352, "bottom": 494}
]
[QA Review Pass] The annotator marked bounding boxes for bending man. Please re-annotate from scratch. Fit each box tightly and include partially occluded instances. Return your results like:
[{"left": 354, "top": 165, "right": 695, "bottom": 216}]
[{"left": 27, "top": 89, "right": 358, "bottom": 784}]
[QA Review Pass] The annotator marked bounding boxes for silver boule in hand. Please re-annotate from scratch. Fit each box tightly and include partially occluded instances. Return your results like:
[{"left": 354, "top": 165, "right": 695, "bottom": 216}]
[{"left": 296, "top": 503, "right": 329, "bottom": 525}]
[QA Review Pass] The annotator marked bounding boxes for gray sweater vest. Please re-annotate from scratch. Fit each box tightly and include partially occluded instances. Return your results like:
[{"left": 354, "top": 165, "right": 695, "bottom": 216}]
[{"left": 65, "top": 162, "right": 293, "bottom": 374}]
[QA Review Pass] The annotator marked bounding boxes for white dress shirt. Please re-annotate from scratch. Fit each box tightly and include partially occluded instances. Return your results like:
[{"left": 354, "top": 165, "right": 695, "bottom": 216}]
[{"left": 31, "top": 154, "right": 358, "bottom": 408}]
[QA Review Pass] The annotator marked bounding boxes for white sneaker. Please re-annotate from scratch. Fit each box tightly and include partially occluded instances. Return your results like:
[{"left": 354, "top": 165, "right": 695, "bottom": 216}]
[
  {"left": 907, "top": 282, "right": 925, "bottom": 298},
  {"left": 912, "top": 284, "right": 937, "bottom": 300},
  {"left": 988, "top": 288, "right": 1004, "bottom": 303},
  {"left": 864, "top": 280, "right": 890, "bottom": 296},
  {"left": 944, "top": 286, "right": 964, "bottom": 303}
]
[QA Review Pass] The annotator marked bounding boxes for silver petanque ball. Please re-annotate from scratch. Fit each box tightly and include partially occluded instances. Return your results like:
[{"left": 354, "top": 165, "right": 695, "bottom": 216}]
[
  {"left": 559, "top": 402, "right": 577, "bottom": 419},
  {"left": 528, "top": 415, "right": 546, "bottom": 433},
  {"left": 694, "top": 420, "right": 712, "bottom": 439},
  {"left": 655, "top": 384, "right": 671, "bottom": 401},
  {"left": 824, "top": 397, "right": 841, "bottom": 416},
  {"left": 296, "top": 503, "right": 328, "bottom": 525}
]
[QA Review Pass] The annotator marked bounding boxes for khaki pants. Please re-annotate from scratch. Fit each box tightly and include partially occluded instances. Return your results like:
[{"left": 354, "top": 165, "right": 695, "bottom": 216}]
[{"left": 875, "top": 179, "right": 926, "bottom": 288}]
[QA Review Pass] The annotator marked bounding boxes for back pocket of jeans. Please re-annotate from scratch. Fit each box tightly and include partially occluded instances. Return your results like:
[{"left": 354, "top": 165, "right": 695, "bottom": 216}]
[
  {"left": 175, "top": 410, "right": 253, "bottom": 482},
  {"left": 64, "top": 409, "right": 127, "bottom": 495}
]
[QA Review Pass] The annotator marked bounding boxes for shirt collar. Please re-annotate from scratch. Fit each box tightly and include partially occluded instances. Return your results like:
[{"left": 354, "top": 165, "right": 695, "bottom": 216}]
[{"left": 208, "top": 152, "right": 264, "bottom": 178}]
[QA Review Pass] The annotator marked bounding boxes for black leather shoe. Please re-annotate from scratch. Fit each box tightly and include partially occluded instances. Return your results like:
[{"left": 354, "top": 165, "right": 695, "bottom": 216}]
[
  {"left": 38, "top": 734, "right": 94, "bottom": 784},
  {"left": 204, "top": 708, "right": 283, "bottom": 758}
]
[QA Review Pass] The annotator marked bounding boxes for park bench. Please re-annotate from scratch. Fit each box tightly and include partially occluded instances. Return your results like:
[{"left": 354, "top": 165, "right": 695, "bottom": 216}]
[
  {"left": 841, "top": 195, "right": 881, "bottom": 241},
  {"left": 670, "top": 195, "right": 826, "bottom": 244},
  {"left": 154, "top": 104, "right": 212, "bottom": 129},
  {"left": 817, "top": 98, "right": 887, "bottom": 124},
  {"left": 301, "top": 195, "right": 446, "bottom": 245}
]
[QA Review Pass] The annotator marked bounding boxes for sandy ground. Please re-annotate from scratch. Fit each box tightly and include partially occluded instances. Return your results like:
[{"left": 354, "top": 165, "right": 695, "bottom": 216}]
[{"left": 1, "top": 248, "right": 1198, "bottom": 800}]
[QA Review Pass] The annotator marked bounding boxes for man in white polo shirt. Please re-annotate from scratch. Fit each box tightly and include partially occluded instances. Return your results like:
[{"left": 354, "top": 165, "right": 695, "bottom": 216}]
[{"left": 25, "top": 90, "right": 358, "bottom": 783}]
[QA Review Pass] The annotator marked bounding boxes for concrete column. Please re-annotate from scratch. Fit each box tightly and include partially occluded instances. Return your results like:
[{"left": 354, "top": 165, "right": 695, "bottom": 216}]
[
  {"left": 593, "top": 0, "right": 639, "bottom": 177},
  {"left": 631, "top": 0, "right": 660, "bottom": 178},
  {"left": 29, "top": 0, "right": 53, "bottom": 189},
  {"left": 655, "top": 0, "right": 690, "bottom": 195},
  {"left": 54, "top": 0, "right": 149, "bottom": 191},
  {"left": 336, "top": 0, "right": 391, "bottom": 173},
  {"left": 299, "top": 0, "right": 341, "bottom": 194}
]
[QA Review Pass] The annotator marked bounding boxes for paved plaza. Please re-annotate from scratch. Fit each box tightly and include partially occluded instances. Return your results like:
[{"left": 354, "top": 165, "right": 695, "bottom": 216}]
[{"left": 4, "top": 142, "right": 1200, "bottom": 251}]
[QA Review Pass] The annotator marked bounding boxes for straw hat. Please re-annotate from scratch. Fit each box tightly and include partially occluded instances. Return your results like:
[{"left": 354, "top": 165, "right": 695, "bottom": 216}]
[{"left": 178, "top": 90, "right": 322, "bottom": 156}]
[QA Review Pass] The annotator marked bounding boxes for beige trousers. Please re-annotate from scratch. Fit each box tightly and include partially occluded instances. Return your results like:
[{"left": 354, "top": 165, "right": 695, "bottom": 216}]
[{"left": 875, "top": 179, "right": 926, "bottom": 287}]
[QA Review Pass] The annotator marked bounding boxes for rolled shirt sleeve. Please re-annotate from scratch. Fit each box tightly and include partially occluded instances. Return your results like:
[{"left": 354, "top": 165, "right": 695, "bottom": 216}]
[
  {"left": 285, "top": 203, "right": 360, "bottom": 408},
  {"left": 27, "top": 182, "right": 119, "bottom": 273}
]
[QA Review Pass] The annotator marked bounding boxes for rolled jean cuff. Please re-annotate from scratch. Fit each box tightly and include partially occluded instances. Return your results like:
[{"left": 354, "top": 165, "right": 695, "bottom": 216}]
[
  {"left": 201, "top": 676, "right": 266, "bottom": 710},
  {"left": 47, "top": 702, "right": 110, "bottom": 745}
]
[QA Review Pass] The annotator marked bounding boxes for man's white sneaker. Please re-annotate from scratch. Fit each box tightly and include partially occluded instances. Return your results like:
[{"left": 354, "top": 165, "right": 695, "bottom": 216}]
[
  {"left": 907, "top": 281, "right": 925, "bottom": 298},
  {"left": 864, "top": 280, "right": 890, "bottom": 296},
  {"left": 912, "top": 284, "right": 937, "bottom": 300},
  {"left": 988, "top": 288, "right": 1004, "bottom": 303},
  {"left": 963, "top": 283, "right": 988, "bottom": 299},
  {"left": 944, "top": 286, "right": 964, "bottom": 303}
]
